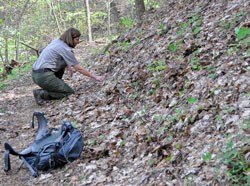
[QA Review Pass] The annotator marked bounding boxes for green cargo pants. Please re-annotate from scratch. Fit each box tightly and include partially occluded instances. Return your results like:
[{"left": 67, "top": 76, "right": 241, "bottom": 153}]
[{"left": 32, "top": 70, "right": 75, "bottom": 100}]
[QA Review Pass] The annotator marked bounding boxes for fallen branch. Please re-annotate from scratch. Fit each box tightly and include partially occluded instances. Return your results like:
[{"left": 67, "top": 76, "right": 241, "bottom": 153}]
[{"left": 20, "top": 42, "right": 40, "bottom": 56}]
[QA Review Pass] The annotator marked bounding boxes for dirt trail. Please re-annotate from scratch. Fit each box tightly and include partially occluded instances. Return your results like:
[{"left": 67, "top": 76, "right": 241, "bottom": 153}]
[
  {"left": 0, "top": 42, "right": 99, "bottom": 185},
  {"left": 0, "top": 74, "right": 44, "bottom": 184},
  {"left": 0, "top": 41, "right": 110, "bottom": 185}
]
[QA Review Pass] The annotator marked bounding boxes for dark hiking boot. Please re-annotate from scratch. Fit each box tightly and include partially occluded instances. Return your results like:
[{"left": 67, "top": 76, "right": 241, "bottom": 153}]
[{"left": 33, "top": 89, "right": 44, "bottom": 106}]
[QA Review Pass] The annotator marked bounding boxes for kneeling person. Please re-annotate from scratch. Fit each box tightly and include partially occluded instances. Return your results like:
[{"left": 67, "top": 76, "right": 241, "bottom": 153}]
[{"left": 32, "top": 28, "right": 105, "bottom": 105}]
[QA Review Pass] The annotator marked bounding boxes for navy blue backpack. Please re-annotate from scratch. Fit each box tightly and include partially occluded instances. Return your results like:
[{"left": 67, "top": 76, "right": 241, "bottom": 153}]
[{"left": 4, "top": 112, "right": 84, "bottom": 177}]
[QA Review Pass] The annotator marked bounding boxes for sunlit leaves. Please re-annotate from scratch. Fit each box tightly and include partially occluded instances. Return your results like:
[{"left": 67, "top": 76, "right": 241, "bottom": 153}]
[{"left": 235, "top": 26, "right": 250, "bottom": 40}]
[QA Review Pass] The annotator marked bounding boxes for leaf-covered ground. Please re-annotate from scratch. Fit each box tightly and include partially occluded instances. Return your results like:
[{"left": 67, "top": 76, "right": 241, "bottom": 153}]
[{"left": 1, "top": 0, "right": 250, "bottom": 185}]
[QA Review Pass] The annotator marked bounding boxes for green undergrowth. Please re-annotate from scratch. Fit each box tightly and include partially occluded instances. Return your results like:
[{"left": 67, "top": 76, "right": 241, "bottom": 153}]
[
  {"left": 0, "top": 61, "right": 33, "bottom": 90},
  {"left": 220, "top": 137, "right": 250, "bottom": 185}
]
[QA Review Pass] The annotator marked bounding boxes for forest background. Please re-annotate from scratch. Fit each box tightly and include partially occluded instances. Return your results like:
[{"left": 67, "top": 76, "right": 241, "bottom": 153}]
[{"left": 0, "top": 0, "right": 161, "bottom": 82}]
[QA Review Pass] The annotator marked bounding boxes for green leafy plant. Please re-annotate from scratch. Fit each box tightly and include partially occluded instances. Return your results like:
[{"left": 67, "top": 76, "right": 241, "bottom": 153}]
[
  {"left": 117, "top": 41, "right": 130, "bottom": 51},
  {"left": 235, "top": 26, "right": 250, "bottom": 41},
  {"left": 209, "top": 73, "right": 216, "bottom": 79},
  {"left": 219, "top": 12, "right": 246, "bottom": 31},
  {"left": 187, "top": 96, "right": 198, "bottom": 104},
  {"left": 190, "top": 55, "right": 202, "bottom": 70},
  {"left": 177, "top": 14, "right": 202, "bottom": 36},
  {"left": 227, "top": 21, "right": 250, "bottom": 57},
  {"left": 144, "top": 1, "right": 160, "bottom": 9},
  {"left": 167, "top": 108, "right": 182, "bottom": 124},
  {"left": 153, "top": 114, "right": 165, "bottom": 123},
  {"left": 79, "top": 175, "right": 86, "bottom": 181},
  {"left": 148, "top": 77, "right": 161, "bottom": 95},
  {"left": 189, "top": 15, "right": 202, "bottom": 35},
  {"left": 227, "top": 46, "right": 239, "bottom": 55},
  {"left": 202, "top": 152, "right": 212, "bottom": 162},
  {"left": 177, "top": 22, "right": 189, "bottom": 36},
  {"left": 0, "top": 82, "right": 7, "bottom": 90},
  {"left": 159, "top": 22, "right": 165, "bottom": 30},
  {"left": 225, "top": 106, "right": 236, "bottom": 114},
  {"left": 0, "top": 107, "right": 7, "bottom": 113},
  {"left": 167, "top": 42, "right": 179, "bottom": 53},
  {"left": 98, "top": 134, "right": 105, "bottom": 140},
  {"left": 120, "top": 16, "right": 134, "bottom": 29},
  {"left": 167, "top": 135, "right": 174, "bottom": 142},
  {"left": 215, "top": 114, "right": 222, "bottom": 122},
  {"left": 244, "top": 50, "right": 250, "bottom": 57},
  {"left": 175, "top": 144, "right": 182, "bottom": 150},
  {"left": 148, "top": 159, "right": 155, "bottom": 167},
  {"left": 91, "top": 11, "right": 107, "bottom": 26},
  {"left": 146, "top": 135, "right": 155, "bottom": 143},
  {"left": 6, "top": 68, "right": 19, "bottom": 80},
  {"left": 118, "top": 140, "right": 126, "bottom": 147},
  {"left": 240, "top": 119, "right": 250, "bottom": 130},
  {"left": 234, "top": 26, "right": 250, "bottom": 49},
  {"left": 147, "top": 60, "right": 167, "bottom": 72},
  {"left": 88, "top": 138, "right": 97, "bottom": 146},
  {"left": 208, "top": 66, "right": 216, "bottom": 79},
  {"left": 162, "top": 126, "right": 170, "bottom": 133},
  {"left": 165, "top": 155, "right": 172, "bottom": 161},
  {"left": 178, "top": 90, "right": 186, "bottom": 97},
  {"left": 90, "top": 47, "right": 102, "bottom": 55},
  {"left": 221, "top": 142, "right": 250, "bottom": 185},
  {"left": 219, "top": 20, "right": 231, "bottom": 29},
  {"left": 135, "top": 39, "right": 141, "bottom": 45}
]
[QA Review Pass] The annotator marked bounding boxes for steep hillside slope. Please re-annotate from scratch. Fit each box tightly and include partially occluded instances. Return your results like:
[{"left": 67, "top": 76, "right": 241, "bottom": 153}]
[
  {"left": 0, "top": 0, "right": 249, "bottom": 185},
  {"left": 95, "top": 0, "right": 250, "bottom": 184}
]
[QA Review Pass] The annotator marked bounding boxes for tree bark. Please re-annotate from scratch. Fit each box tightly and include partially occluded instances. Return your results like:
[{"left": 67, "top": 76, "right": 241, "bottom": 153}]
[
  {"left": 46, "top": 0, "right": 62, "bottom": 34},
  {"left": 16, "top": 0, "right": 30, "bottom": 61},
  {"left": 110, "top": 1, "right": 120, "bottom": 33},
  {"left": 106, "top": 0, "right": 111, "bottom": 35},
  {"left": 4, "top": 37, "right": 9, "bottom": 74},
  {"left": 0, "top": 50, "right": 3, "bottom": 63},
  {"left": 135, "top": 0, "right": 145, "bottom": 21},
  {"left": 85, "top": 0, "right": 92, "bottom": 42}
]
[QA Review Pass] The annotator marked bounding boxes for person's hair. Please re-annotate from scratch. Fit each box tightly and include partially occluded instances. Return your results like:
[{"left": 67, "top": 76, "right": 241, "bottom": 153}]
[{"left": 60, "top": 28, "right": 81, "bottom": 48}]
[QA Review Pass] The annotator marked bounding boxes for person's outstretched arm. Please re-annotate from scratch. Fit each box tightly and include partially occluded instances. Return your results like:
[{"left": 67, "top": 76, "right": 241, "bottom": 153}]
[{"left": 73, "top": 63, "right": 105, "bottom": 82}]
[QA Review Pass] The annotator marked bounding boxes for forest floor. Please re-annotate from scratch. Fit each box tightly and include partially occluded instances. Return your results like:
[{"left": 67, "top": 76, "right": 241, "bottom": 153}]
[{"left": 1, "top": 0, "right": 250, "bottom": 186}]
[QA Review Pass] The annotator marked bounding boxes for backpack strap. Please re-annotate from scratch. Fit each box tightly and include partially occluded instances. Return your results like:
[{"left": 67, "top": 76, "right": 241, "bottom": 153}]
[
  {"left": 20, "top": 156, "right": 38, "bottom": 178},
  {"left": 32, "top": 112, "right": 49, "bottom": 141},
  {"left": 4, "top": 143, "right": 22, "bottom": 172},
  {"left": 4, "top": 143, "right": 20, "bottom": 156},
  {"left": 4, "top": 148, "right": 10, "bottom": 172},
  {"left": 4, "top": 142, "right": 39, "bottom": 177}
]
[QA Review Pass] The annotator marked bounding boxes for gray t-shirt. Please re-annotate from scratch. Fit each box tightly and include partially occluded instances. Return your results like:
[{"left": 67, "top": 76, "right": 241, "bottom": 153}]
[{"left": 33, "top": 39, "right": 79, "bottom": 72}]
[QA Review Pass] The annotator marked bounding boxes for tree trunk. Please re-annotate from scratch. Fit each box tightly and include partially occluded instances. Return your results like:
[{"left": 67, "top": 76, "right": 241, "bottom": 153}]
[
  {"left": 106, "top": 0, "right": 111, "bottom": 35},
  {"left": 110, "top": 1, "right": 120, "bottom": 33},
  {"left": 85, "top": 0, "right": 92, "bottom": 42},
  {"left": 0, "top": 50, "right": 3, "bottom": 63},
  {"left": 57, "top": 2, "right": 66, "bottom": 31},
  {"left": 135, "top": 0, "right": 145, "bottom": 21},
  {"left": 4, "top": 37, "right": 9, "bottom": 74},
  {"left": 15, "top": 0, "right": 30, "bottom": 61},
  {"left": 46, "top": 0, "right": 62, "bottom": 34}
]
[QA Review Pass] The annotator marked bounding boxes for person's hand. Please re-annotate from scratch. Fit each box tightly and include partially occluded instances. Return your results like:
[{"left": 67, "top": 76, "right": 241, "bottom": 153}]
[{"left": 95, "top": 75, "right": 106, "bottom": 82}]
